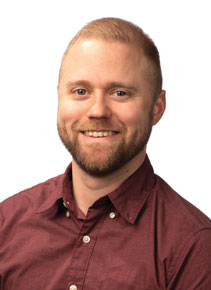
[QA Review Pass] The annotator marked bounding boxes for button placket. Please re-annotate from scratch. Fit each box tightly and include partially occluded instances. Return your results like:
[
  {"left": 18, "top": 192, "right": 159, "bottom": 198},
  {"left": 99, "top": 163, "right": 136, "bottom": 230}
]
[{"left": 67, "top": 210, "right": 107, "bottom": 290}]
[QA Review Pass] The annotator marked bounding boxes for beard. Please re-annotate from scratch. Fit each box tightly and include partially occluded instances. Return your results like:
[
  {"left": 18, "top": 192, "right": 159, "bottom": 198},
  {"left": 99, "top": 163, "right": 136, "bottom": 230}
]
[{"left": 57, "top": 111, "right": 153, "bottom": 177}]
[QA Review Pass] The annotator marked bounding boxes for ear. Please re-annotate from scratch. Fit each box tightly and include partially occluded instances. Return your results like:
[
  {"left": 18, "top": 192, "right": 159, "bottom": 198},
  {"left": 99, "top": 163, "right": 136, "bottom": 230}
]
[{"left": 152, "top": 90, "right": 166, "bottom": 125}]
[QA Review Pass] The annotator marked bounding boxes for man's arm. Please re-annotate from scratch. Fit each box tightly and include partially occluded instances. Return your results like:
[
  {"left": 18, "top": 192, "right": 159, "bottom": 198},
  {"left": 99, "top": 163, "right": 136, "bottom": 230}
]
[{"left": 167, "top": 229, "right": 211, "bottom": 289}]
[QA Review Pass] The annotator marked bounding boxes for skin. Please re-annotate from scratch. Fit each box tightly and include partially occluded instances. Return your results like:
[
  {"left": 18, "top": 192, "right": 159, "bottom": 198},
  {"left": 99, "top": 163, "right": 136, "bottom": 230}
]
[{"left": 58, "top": 39, "right": 166, "bottom": 215}]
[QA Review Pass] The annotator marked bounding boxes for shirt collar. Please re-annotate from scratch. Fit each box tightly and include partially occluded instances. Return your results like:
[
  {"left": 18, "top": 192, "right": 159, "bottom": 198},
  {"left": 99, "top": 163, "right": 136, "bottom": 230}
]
[
  {"left": 108, "top": 155, "right": 155, "bottom": 224},
  {"left": 35, "top": 155, "right": 155, "bottom": 222},
  {"left": 35, "top": 163, "right": 73, "bottom": 216}
]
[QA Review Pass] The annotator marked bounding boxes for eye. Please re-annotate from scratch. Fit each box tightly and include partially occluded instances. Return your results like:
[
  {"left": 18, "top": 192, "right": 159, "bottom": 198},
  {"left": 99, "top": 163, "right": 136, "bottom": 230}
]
[
  {"left": 115, "top": 91, "right": 127, "bottom": 97},
  {"left": 75, "top": 89, "right": 87, "bottom": 95},
  {"left": 111, "top": 89, "right": 132, "bottom": 102}
]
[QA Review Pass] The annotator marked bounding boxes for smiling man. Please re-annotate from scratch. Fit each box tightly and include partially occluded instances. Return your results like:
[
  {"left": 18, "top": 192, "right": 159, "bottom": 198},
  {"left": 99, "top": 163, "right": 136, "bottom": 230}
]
[{"left": 0, "top": 18, "right": 211, "bottom": 290}]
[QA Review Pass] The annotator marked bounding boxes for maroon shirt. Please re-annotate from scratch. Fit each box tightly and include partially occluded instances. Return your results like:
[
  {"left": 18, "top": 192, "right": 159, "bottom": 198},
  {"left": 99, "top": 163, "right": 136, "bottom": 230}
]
[{"left": 0, "top": 156, "right": 211, "bottom": 290}]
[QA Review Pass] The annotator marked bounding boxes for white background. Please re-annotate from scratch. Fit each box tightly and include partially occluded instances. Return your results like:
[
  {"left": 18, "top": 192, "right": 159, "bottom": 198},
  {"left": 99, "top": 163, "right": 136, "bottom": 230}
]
[{"left": 0, "top": 0, "right": 210, "bottom": 218}]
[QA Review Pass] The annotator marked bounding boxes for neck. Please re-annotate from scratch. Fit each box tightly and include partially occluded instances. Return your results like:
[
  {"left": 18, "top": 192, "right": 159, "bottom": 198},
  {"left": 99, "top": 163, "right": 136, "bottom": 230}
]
[{"left": 71, "top": 151, "right": 146, "bottom": 215}]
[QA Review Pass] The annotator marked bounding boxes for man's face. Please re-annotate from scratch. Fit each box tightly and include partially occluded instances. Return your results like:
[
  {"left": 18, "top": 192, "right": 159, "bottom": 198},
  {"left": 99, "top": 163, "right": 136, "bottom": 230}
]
[{"left": 57, "top": 39, "right": 164, "bottom": 176}]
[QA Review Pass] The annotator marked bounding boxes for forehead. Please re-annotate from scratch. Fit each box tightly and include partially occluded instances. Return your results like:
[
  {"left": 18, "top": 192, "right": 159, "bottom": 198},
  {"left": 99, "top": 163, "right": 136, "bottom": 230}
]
[
  {"left": 59, "top": 39, "right": 149, "bottom": 87},
  {"left": 64, "top": 39, "right": 142, "bottom": 65},
  {"left": 67, "top": 37, "right": 141, "bottom": 55}
]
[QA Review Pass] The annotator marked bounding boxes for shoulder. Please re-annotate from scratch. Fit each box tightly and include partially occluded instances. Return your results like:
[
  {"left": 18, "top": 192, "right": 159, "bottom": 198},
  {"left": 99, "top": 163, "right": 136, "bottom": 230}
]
[
  {"left": 150, "top": 175, "right": 211, "bottom": 285},
  {"left": 149, "top": 173, "right": 211, "bottom": 258},
  {"left": 0, "top": 173, "right": 64, "bottom": 226},
  {"left": 154, "top": 174, "right": 211, "bottom": 230}
]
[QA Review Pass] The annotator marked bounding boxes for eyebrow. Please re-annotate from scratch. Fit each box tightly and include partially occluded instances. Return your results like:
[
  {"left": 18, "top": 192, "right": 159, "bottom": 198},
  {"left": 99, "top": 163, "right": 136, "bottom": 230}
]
[{"left": 66, "top": 80, "right": 138, "bottom": 92}]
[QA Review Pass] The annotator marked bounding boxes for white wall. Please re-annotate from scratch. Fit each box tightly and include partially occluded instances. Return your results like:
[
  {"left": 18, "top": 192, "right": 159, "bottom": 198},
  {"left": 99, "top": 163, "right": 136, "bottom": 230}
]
[{"left": 0, "top": 0, "right": 210, "bottom": 218}]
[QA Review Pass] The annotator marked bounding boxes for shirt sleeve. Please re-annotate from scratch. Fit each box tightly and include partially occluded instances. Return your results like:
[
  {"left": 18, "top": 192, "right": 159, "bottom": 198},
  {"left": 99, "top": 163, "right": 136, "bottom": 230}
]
[{"left": 167, "top": 229, "right": 211, "bottom": 289}]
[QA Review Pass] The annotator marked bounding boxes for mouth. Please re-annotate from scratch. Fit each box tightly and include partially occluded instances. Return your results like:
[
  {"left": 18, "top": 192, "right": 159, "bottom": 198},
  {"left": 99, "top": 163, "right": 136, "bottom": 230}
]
[{"left": 81, "top": 130, "right": 119, "bottom": 137}]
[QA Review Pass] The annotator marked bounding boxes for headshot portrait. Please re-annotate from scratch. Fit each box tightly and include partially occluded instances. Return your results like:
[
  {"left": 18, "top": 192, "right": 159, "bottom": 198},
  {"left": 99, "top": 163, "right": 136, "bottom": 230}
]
[{"left": 0, "top": 1, "right": 210, "bottom": 289}]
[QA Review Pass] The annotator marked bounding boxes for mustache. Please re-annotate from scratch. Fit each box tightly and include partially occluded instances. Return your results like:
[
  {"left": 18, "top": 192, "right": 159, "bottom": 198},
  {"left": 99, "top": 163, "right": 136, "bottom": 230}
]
[{"left": 72, "top": 120, "right": 126, "bottom": 132}]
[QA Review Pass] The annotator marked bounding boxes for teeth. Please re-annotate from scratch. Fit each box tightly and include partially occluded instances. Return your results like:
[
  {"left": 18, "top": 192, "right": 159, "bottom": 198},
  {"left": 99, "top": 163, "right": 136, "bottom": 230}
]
[{"left": 84, "top": 131, "right": 116, "bottom": 137}]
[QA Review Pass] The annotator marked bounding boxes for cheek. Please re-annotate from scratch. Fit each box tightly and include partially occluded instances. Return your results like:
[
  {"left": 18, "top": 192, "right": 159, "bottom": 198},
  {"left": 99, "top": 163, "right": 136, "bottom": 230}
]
[
  {"left": 58, "top": 100, "right": 82, "bottom": 122},
  {"left": 115, "top": 105, "right": 143, "bottom": 128}
]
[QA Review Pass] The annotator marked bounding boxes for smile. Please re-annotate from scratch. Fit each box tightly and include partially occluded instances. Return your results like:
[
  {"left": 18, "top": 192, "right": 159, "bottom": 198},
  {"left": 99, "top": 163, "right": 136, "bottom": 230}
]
[{"left": 83, "top": 131, "right": 117, "bottom": 137}]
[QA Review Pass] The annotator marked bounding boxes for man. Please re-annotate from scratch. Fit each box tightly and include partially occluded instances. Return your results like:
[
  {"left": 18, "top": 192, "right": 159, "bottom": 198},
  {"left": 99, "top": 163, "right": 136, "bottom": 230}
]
[{"left": 0, "top": 17, "right": 210, "bottom": 290}]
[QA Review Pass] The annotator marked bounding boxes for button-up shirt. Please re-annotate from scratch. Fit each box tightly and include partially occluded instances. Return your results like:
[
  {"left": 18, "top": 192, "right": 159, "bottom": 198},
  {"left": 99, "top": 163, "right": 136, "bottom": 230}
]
[{"left": 0, "top": 156, "right": 211, "bottom": 290}]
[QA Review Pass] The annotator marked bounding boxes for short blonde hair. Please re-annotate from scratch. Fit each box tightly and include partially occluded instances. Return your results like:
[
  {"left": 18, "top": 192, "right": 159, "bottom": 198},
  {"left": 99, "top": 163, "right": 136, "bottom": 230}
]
[{"left": 61, "top": 17, "right": 162, "bottom": 99}]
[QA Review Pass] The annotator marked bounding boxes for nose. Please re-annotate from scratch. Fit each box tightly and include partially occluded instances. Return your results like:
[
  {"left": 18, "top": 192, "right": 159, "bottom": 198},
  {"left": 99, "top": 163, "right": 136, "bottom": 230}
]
[{"left": 87, "top": 94, "right": 112, "bottom": 119}]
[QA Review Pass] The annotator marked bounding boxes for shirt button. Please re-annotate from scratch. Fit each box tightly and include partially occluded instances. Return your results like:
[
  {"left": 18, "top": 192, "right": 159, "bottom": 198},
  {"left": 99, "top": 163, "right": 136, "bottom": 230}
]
[
  {"left": 69, "top": 285, "right": 77, "bottom": 290},
  {"left": 63, "top": 201, "right": 70, "bottom": 208},
  {"left": 66, "top": 211, "right": 70, "bottom": 218},
  {"left": 109, "top": 212, "right": 116, "bottom": 219},
  {"left": 83, "top": 235, "right": 91, "bottom": 244}
]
